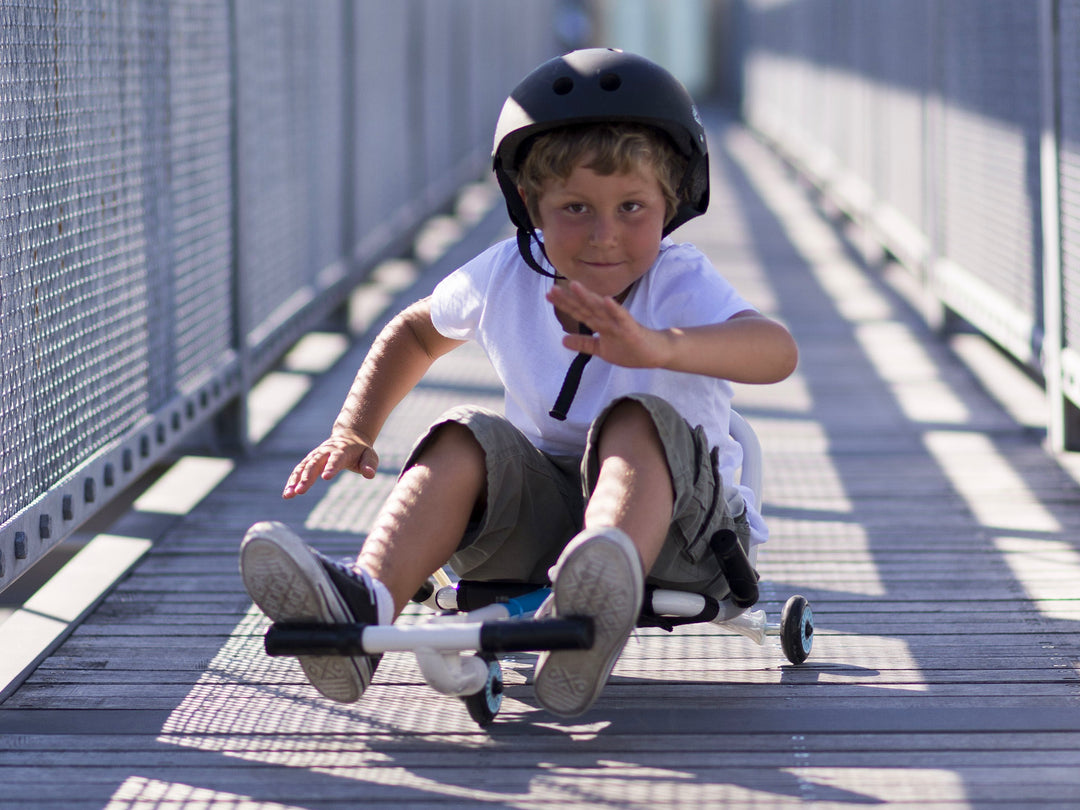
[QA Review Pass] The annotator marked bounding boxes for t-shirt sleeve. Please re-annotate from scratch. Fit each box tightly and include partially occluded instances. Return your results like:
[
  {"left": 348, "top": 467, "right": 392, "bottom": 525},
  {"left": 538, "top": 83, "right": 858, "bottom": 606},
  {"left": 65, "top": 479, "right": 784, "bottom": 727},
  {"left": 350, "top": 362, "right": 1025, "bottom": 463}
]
[
  {"left": 651, "top": 243, "right": 757, "bottom": 327},
  {"left": 429, "top": 241, "right": 508, "bottom": 340}
]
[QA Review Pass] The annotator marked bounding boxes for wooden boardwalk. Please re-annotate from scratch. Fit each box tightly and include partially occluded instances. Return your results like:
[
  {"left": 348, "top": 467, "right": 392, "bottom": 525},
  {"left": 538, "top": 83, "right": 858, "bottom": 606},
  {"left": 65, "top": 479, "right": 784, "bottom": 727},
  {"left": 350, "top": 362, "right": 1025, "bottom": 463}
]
[{"left": 2, "top": 117, "right": 1080, "bottom": 809}]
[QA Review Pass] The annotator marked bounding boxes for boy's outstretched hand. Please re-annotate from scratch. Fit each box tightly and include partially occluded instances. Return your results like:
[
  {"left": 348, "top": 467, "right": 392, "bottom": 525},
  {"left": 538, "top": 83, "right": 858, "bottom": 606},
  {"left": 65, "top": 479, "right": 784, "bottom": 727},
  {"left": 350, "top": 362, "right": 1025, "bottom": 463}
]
[
  {"left": 547, "top": 281, "right": 670, "bottom": 369},
  {"left": 547, "top": 279, "right": 799, "bottom": 384},
  {"left": 282, "top": 429, "right": 379, "bottom": 499}
]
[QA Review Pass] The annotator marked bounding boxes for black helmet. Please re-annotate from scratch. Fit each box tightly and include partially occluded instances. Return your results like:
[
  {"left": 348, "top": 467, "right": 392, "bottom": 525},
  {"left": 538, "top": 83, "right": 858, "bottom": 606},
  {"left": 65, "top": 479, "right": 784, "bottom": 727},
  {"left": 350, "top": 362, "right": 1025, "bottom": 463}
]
[{"left": 493, "top": 48, "right": 709, "bottom": 243}]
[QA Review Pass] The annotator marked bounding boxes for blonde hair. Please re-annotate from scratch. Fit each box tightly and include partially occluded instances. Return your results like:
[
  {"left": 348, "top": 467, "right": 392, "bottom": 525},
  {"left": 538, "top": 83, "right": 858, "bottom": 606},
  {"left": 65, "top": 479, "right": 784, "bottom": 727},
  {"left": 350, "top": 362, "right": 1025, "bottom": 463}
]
[{"left": 516, "top": 123, "right": 686, "bottom": 226}]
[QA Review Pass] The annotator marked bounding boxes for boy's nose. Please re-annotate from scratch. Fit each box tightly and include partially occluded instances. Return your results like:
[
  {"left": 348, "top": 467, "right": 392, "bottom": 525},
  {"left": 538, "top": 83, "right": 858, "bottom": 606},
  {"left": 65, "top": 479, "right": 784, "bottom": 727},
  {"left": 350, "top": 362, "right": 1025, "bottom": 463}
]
[{"left": 589, "top": 215, "right": 618, "bottom": 246}]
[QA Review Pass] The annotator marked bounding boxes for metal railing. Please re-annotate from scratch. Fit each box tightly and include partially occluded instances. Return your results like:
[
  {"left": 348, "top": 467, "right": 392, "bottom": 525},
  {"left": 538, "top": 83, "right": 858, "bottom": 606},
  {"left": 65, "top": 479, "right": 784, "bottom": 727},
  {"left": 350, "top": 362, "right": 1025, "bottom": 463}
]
[
  {"left": 0, "top": 0, "right": 558, "bottom": 593},
  {"left": 738, "top": 0, "right": 1080, "bottom": 450}
]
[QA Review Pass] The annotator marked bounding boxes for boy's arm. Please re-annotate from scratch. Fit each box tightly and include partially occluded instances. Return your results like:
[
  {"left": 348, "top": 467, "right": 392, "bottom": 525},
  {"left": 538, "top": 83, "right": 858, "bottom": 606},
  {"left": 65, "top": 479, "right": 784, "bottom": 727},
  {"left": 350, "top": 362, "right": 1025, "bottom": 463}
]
[
  {"left": 283, "top": 297, "right": 465, "bottom": 498},
  {"left": 655, "top": 311, "right": 799, "bottom": 383},
  {"left": 548, "top": 281, "right": 798, "bottom": 384}
]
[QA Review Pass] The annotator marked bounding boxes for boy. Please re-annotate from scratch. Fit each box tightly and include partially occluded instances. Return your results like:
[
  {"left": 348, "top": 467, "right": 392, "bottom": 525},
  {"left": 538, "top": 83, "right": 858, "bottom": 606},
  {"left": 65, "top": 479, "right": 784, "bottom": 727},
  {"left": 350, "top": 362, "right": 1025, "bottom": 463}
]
[{"left": 239, "top": 49, "right": 797, "bottom": 718}]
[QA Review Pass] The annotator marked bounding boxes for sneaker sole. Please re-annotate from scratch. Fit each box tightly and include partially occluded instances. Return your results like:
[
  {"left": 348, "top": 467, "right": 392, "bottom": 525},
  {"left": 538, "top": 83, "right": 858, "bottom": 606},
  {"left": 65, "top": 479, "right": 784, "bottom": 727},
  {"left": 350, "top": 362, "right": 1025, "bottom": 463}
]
[
  {"left": 534, "top": 528, "right": 643, "bottom": 717},
  {"left": 240, "top": 521, "right": 371, "bottom": 703}
]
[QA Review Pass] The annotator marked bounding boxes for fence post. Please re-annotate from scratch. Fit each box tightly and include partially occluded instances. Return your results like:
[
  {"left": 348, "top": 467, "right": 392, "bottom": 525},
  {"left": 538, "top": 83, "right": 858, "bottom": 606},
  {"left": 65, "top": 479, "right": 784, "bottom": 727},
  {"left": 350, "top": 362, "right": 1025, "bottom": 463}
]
[
  {"left": 1039, "top": 0, "right": 1080, "bottom": 450},
  {"left": 215, "top": 0, "right": 253, "bottom": 456}
]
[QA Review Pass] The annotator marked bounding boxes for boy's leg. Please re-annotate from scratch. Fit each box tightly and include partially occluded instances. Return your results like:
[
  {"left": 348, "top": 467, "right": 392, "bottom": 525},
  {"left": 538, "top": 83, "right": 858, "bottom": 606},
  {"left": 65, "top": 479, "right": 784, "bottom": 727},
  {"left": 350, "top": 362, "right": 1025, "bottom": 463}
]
[
  {"left": 240, "top": 421, "right": 487, "bottom": 703},
  {"left": 582, "top": 398, "right": 674, "bottom": 566},
  {"left": 535, "top": 399, "right": 672, "bottom": 717},
  {"left": 358, "top": 421, "right": 487, "bottom": 617}
]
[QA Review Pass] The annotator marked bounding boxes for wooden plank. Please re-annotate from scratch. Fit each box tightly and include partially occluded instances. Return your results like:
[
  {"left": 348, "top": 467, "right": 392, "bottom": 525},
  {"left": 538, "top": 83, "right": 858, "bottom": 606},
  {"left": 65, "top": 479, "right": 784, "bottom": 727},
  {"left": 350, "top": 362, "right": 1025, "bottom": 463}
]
[
  {"left": 0, "top": 535, "right": 153, "bottom": 702},
  {"left": 6, "top": 730, "right": 1080, "bottom": 757}
]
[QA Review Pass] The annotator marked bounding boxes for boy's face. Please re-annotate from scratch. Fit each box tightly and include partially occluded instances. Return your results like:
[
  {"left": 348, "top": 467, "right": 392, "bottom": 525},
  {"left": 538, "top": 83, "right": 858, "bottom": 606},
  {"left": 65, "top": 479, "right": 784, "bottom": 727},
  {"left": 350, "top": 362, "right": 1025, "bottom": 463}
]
[{"left": 526, "top": 161, "right": 667, "bottom": 300}]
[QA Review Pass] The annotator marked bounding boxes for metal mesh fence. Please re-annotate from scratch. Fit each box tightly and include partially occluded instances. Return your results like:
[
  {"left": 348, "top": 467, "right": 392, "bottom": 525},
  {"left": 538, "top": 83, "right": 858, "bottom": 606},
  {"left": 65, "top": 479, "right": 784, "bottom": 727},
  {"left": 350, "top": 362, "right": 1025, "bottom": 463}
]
[
  {"left": 740, "top": 0, "right": 1080, "bottom": 442},
  {"left": 742, "top": 0, "right": 935, "bottom": 265},
  {"left": 936, "top": 1, "right": 1043, "bottom": 353},
  {"left": 233, "top": 0, "right": 343, "bottom": 355},
  {"left": 865, "top": 0, "right": 932, "bottom": 252},
  {"left": 2, "top": 1, "right": 163, "bottom": 520},
  {"left": 168, "top": 2, "right": 234, "bottom": 389},
  {"left": 0, "top": 0, "right": 557, "bottom": 590}
]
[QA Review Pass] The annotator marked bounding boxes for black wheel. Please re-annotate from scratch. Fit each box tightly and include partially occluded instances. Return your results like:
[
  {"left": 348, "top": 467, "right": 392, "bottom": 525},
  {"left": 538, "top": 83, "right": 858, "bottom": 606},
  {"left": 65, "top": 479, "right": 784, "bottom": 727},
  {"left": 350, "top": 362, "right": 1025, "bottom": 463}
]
[
  {"left": 780, "top": 595, "right": 813, "bottom": 664},
  {"left": 462, "top": 654, "right": 504, "bottom": 727}
]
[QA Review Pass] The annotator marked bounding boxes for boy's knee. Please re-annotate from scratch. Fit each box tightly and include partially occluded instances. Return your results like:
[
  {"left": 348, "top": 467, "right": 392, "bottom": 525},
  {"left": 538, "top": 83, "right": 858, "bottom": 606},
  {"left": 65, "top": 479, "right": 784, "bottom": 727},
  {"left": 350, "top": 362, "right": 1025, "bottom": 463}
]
[
  {"left": 585, "top": 395, "right": 682, "bottom": 492},
  {"left": 594, "top": 396, "right": 664, "bottom": 449},
  {"left": 602, "top": 397, "right": 652, "bottom": 424},
  {"left": 409, "top": 421, "right": 488, "bottom": 514},
  {"left": 423, "top": 421, "right": 486, "bottom": 466}
]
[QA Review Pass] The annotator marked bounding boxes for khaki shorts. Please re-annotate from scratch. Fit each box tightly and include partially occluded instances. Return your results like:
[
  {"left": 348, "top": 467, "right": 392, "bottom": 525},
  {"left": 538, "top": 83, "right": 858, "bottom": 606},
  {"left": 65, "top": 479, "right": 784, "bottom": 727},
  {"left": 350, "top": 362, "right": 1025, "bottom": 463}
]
[{"left": 401, "top": 393, "right": 751, "bottom": 600}]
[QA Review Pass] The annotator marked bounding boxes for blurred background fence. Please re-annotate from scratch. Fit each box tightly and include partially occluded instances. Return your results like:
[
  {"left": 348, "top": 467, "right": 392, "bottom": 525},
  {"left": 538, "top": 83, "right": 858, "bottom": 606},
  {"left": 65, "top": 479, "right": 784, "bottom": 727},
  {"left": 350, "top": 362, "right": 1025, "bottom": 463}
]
[
  {"left": 738, "top": 0, "right": 1080, "bottom": 452},
  {"left": 0, "top": 0, "right": 558, "bottom": 593}
]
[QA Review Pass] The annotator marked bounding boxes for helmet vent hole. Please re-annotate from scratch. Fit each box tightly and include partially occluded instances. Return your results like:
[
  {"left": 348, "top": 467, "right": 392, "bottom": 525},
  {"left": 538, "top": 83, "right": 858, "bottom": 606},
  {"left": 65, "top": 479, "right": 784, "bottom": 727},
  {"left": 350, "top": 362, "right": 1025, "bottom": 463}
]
[
  {"left": 599, "top": 72, "right": 622, "bottom": 91},
  {"left": 552, "top": 77, "right": 574, "bottom": 95}
]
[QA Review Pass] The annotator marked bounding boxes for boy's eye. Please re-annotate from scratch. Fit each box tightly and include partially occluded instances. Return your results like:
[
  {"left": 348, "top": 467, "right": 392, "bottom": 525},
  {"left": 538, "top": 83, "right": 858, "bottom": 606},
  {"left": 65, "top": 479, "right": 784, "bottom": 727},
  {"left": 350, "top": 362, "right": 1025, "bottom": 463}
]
[{"left": 557, "top": 200, "right": 646, "bottom": 215}]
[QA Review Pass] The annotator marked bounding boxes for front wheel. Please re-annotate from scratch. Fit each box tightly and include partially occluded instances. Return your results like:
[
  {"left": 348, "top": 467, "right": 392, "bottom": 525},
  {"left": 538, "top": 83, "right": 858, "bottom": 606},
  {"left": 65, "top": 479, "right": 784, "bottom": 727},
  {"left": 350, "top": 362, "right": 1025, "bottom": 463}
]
[
  {"left": 462, "top": 654, "right": 503, "bottom": 727},
  {"left": 780, "top": 595, "right": 813, "bottom": 664}
]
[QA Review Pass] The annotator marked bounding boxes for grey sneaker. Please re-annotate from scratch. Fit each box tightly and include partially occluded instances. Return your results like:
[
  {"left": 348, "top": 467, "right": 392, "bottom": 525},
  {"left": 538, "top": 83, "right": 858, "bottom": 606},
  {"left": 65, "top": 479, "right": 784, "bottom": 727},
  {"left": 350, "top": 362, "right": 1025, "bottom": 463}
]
[
  {"left": 533, "top": 526, "right": 644, "bottom": 717},
  {"left": 240, "top": 520, "right": 379, "bottom": 703}
]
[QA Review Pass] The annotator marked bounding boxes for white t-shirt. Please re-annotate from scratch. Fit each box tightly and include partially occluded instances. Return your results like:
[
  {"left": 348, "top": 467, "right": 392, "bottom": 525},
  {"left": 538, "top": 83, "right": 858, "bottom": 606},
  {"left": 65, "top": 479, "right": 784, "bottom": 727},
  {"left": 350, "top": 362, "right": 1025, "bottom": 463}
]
[{"left": 429, "top": 235, "right": 767, "bottom": 544}]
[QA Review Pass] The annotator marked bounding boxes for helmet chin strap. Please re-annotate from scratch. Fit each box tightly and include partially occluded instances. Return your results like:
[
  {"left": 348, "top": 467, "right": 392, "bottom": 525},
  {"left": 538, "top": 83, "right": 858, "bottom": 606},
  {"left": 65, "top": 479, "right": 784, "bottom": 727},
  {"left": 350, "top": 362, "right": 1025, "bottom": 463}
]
[
  {"left": 517, "top": 227, "right": 561, "bottom": 279},
  {"left": 514, "top": 226, "right": 595, "bottom": 421},
  {"left": 549, "top": 322, "right": 595, "bottom": 421},
  {"left": 516, "top": 227, "right": 644, "bottom": 422}
]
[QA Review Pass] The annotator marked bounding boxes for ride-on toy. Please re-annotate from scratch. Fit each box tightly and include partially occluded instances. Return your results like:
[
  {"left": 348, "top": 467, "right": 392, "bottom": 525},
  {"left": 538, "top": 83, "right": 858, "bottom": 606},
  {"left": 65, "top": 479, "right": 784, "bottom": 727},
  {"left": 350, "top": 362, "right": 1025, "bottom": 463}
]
[{"left": 263, "top": 411, "right": 814, "bottom": 726}]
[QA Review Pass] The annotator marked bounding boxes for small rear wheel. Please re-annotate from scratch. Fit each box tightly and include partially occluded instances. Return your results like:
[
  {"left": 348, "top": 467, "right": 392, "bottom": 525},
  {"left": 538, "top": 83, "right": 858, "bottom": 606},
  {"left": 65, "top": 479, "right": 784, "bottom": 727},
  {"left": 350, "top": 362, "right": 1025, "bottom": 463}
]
[
  {"left": 462, "top": 654, "right": 503, "bottom": 727},
  {"left": 780, "top": 595, "right": 813, "bottom": 664}
]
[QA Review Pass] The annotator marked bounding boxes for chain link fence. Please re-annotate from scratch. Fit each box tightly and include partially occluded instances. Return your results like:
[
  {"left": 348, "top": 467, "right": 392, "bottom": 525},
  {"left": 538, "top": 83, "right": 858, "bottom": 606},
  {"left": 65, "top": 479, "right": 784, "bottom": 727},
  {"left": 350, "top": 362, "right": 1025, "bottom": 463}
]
[
  {"left": 0, "top": 0, "right": 558, "bottom": 592},
  {"left": 739, "top": 0, "right": 1080, "bottom": 450}
]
